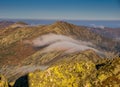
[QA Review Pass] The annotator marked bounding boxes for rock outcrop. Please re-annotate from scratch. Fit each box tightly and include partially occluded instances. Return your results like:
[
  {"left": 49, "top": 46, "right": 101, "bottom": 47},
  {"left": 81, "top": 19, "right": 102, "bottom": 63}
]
[
  {"left": 28, "top": 61, "right": 95, "bottom": 87},
  {"left": 0, "top": 74, "right": 8, "bottom": 87},
  {"left": 26, "top": 57, "right": 120, "bottom": 87}
]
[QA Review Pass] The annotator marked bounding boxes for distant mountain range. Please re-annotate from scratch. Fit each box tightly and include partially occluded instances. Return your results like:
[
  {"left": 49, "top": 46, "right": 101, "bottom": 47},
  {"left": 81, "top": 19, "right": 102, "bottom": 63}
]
[
  {"left": 0, "top": 19, "right": 120, "bottom": 28},
  {"left": 88, "top": 27, "right": 120, "bottom": 39},
  {"left": 0, "top": 20, "right": 120, "bottom": 39},
  {"left": 0, "top": 21, "right": 14, "bottom": 29}
]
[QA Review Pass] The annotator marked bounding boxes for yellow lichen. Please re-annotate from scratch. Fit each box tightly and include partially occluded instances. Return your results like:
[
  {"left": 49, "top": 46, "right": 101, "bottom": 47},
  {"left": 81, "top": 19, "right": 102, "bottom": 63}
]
[
  {"left": 0, "top": 74, "right": 8, "bottom": 87},
  {"left": 98, "top": 74, "right": 107, "bottom": 82}
]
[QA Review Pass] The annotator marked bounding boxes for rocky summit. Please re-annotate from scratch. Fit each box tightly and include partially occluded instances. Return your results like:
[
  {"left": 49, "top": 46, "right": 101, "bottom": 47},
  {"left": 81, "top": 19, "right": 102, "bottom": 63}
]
[{"left": 1, "top": 56, "right": 120, "bottom": 87}]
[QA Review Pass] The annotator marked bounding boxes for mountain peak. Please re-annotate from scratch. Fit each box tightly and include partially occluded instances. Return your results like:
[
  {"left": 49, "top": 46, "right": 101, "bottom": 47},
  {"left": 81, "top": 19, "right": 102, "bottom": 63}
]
[
  {"left": 52, "top": 21, "right": 73, "bottom": 26},
  {"left": 15, "top": 21, "right": 28, "bottom": 25},
  {"left": 54, "top": 21, "right": 67, "bottom": 24},
  {"left": 9, "top": 21, "right": 28, "bottom": 28}
]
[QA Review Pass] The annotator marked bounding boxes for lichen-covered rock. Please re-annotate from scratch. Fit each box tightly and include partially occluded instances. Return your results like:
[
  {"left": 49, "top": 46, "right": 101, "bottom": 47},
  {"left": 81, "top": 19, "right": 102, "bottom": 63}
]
[
  {"left": 96, "top": 58, "right": 120, "bottom": 86},
  {"left": 0, "top": 74, "right": 8, "bottom": 87},
  {"left": 28, "top": 61, "right": 96, "bottom": 87},
  {"left": 27, "top": 57, "right": 120, "bottom": 87},
  {"left": 9, "top": 81, "right": 15, "bottom": 87}
]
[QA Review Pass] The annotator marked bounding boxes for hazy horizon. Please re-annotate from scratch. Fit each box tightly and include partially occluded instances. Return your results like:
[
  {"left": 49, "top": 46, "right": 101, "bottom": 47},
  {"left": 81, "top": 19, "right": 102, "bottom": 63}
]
[
  {"left": 1, "top": 18, "right": 120, "bottom": 28},
  {"left": 1, "top": 17, "right": 120, "bottom": 21}
]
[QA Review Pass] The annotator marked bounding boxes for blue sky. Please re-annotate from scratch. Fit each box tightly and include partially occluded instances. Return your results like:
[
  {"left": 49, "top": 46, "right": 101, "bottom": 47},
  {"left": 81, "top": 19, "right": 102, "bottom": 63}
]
[{"left": 0, "top": 0, "right": 120, "bottom": 20}]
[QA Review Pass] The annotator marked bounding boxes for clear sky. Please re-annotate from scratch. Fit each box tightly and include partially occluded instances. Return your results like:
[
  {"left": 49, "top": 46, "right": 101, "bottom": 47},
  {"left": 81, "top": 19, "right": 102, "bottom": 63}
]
[{"left": 0, "top": 0, "right": 120, "bottom": 20}]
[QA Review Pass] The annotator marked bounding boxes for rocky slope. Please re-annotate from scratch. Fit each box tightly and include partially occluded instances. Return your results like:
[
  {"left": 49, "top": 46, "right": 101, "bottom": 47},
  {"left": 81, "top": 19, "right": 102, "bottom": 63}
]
[{"left": 1, "top": 55, "right": 120, "bottom": 87}]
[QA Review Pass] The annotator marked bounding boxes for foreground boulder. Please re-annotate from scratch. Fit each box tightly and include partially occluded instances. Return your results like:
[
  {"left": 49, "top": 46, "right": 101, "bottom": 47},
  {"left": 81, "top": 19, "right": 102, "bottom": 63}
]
[
  {"left": 0, "top": 74, "right": 8, "bottom": 87},
  {"left": 28, "top": 61, "right": 96, "bottom": 87},
  {"left": 27, "top": 58, "right": 120, "bottom": 87}
]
